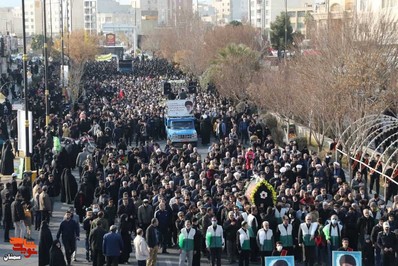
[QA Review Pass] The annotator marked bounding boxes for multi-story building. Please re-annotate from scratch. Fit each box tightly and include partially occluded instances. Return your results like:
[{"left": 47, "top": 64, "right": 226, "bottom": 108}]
[
  {"left": 0, "top": 7, "right": 19, "bottom": 35},
  {"left": 231, "top": 0, "right": 248, "bottom": 22},
  {"left": 196, "top": 3, "right": 216, "bottom": 24},
  {"left": 355, "top": 0, "right": 398, "bottom": 15},
  {"left": 213, "top": 0, "right": 248, "bottom": 25},
  {"left": 287, "top": 4, "right": 313, "bottom": 38},
  {"left": 213, "top": 0, "right": 231, "bottom": 25},
  {"left": 248, "top": 0, "right": 309, "bottom": 35},
  {"left": 84, "top": 0, "right": 97, "bottom": 34},
  {"left": 157, "top": 0, "right": 193, "bottom": 26},
  {"left": 12, "top": 0, "right": 42, "bottom": 37},
  {"left": 312, "top": 0, "right": 355, "bottom": 30}
]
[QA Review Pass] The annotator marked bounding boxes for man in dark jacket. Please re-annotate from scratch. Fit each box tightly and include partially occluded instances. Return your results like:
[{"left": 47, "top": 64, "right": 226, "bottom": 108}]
[
  {"left": 103, "top": 224, "right": 124, "bottom": 266},
  {"left": 2, "top": 192, "right": 12, "bottom": 241},
  {"left": 146, "top": 218, "right": 159, "bottom": 266},
  {"left": 371, "top": 217, "right": 385, "bottom": 266},
  {"left": 357, "top": 208, "right": 375, "bottom": 249},
  {"left": 89, "top": 220, "right": 107, "bottom": 266},
  {"left": 11, "top": 192, "right": 25, "bottom": 238},
  {"left": 56, "top": 210, "right": 80, "bottom": 265},
  {"left": 192, "top": 217, "right": 203, "bottom": 266},
  {"left": 154, "top": 202, "right": 171, "bottom": 254},
  {"left": 377, "top": 222, "right": 397, "bottom": 266},
  {"left": 223, "top": 211, "right": 240, "bottom": 264}
]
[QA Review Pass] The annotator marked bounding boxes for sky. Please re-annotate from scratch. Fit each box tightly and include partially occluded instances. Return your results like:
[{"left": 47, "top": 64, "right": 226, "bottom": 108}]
[
  {"left": 0, "top": 0, "right": 18, "bottom": 8},
  {"left": 0, "top": 0, "right": 214, "bottom": 8}
]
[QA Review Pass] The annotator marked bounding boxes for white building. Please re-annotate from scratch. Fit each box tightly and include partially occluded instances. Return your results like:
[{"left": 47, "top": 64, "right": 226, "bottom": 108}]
[
  {"left": 212, "top": 0, "right": 248, "bottom": 25},
  {"left": 197, "top": 3, "right": 216, "bottom": 23},
  {"left": 248, "top": 0, "right": 309, "bottom": 34}
]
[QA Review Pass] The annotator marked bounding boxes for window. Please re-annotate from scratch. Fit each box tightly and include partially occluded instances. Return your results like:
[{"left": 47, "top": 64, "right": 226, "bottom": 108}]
[
  {"left": 287, "top": 12, "right": 295, "bottom": 17},
  {"left": 298, "top": 11, "right": 305, "bottom": 17}
]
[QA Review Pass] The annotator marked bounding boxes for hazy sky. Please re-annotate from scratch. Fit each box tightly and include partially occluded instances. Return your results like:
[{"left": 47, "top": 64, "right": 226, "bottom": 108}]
[
  {"left": 0, "top": 0, "right": 18, "bottom": 8},
  {"left": 0, "top": 0, "right": 213, "bottom": 8}
]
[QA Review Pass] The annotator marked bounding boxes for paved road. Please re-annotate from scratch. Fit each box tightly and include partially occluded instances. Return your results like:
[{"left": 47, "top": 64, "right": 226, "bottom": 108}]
[{"left": 0, "top": 141, "right": 229, "bottom": 266}]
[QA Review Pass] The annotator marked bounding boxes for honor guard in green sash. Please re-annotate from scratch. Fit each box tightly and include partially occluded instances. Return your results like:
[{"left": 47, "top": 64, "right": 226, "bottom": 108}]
[
  {"left": 298, "top": 214, "right": 319, "bottom": 266},
  {"left": 237, "top": 221, "right": 251, "bottom": 266},
  {"left": 277, "top": 216, "right": 294, "bottom": 248},
  {"left": 179, "top": 220, "right": 196, "bottom": 266}
]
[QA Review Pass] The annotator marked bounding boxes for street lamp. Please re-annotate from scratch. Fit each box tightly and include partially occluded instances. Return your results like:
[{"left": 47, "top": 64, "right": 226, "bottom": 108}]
[
  {"left": 21, "top": 0, "right": 31, "bottom": 171},
  {"left": 284, "top": 0, "right": 288, "bottom": 60},
  {"left": 42, "top": 0, "right": 50, "bottom": 126}
]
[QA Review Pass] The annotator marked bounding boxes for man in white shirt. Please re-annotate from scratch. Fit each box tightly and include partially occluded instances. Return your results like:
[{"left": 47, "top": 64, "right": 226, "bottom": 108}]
[{"left": 134, "top": 228, "right": 149, "bottom": 266}]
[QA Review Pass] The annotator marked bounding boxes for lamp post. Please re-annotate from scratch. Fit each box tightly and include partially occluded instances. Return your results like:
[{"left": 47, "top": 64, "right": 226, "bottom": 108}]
[
  {"left": 284, "top": 0, "right": 288, "bottom": 59},
  {"left": 43, "top": 0, "right": 49, "bottom": 126},
  {"left": 22, "top": 0, "right": 31, "bottom": 171},
  {"left": 60, "top": 0, "right": 65, "bottom": 94}
]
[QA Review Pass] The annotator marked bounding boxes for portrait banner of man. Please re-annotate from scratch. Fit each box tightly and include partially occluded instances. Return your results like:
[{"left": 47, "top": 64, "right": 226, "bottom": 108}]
[{"left": 332, "top": 251, "right": 362, "bottom": 266}]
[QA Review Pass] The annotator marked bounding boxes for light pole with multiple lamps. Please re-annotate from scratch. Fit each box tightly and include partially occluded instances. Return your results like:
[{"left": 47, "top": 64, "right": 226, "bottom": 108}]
[
  {"left": 43, "top": 0, "right": 50, "bottom": 126},
  {"left": 21, "top": 0, "right": 31, "bottom": 171}
]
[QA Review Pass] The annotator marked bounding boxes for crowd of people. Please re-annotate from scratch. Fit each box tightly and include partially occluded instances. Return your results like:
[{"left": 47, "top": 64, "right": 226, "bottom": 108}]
[{"left": 1, "top": 57, "right": 398, "bottom": 266}]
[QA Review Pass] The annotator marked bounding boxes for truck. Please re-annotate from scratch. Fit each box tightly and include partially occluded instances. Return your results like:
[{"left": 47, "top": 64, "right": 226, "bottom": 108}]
[{"left": 164, "top": 100, "right": 198, "bottom": 146}]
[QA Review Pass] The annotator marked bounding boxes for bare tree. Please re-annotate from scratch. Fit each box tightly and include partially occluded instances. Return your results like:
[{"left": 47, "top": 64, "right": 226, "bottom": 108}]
[
  {"left": 54, "top": 30, "right": 99, "bottom": 102},
  {"left": 252, "top": 12, "right": 398, "bottom": 150}
]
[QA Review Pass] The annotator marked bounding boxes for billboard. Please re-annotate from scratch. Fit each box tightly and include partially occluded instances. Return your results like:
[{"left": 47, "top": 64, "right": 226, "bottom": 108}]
[
  {"left": 167, "top": 100, "right": 194, "bottom": 117},
  {"left": 106, "top": 33, "right": 116, "bottom": 46}
]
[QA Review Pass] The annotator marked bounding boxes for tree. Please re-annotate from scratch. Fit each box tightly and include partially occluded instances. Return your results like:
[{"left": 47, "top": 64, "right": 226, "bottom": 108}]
[
  {"left": 53, "top": 30, "right": 99, "bottom": 102},
  {"left": 252, "top": 12, "right": 398, "bottom": 151},
  {"left": 202, "top": 43, "right": 259, "bottom": 100},
  {"left": 229, "top": 20, "right": 243, "bottom": 26},
  {"left": 270, "top": 12, "right": 293, "bottom": 51},
  {"left": 30, "top": 34, "right": 51, "bottom": 52},
  {"left": 142, "top": 17, "right": 262, "bottom": 77}
]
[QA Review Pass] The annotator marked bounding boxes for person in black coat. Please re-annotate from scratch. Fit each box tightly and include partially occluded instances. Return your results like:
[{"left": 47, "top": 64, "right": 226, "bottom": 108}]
[
  {"left": 192, "top": 217, "right": 203, "bottom": 266},
  {"left": 89, "top": 220, "right": 107, "bottom": 266},
  {"left": 0, "top": 140, "right": 14, "bottom": 175},
  {"left": 119, "top": 213, "right": 133, "bottom": 264},
  {"left": 61, "top": 168, "right": 78, "bottom": 204},
  {"left": 18, "top": 178, "right": 31, "bottom": 204},
  {"left": 74, "top": 190, "right": 86, "bottom": 223},
  {"left": 49, "top": 240, "right": 67, "bottom": 266},
  {"left": 56, "top": 211, "right": 80, "bottom": 265},
  {"left": 2, "top": 192, "right": 12, "bottom": 242},
  {"left": 146, "top": 218, "right": 160, "bottom": 265},
  {"left": 200, "top": 115, "right": 212, "bottom": 145},
  {"left": 223, "top": 212, "right": 240, "bottom": 264},
  {"left": 39, "top": 220, "right": 53, "bottom": 266}
]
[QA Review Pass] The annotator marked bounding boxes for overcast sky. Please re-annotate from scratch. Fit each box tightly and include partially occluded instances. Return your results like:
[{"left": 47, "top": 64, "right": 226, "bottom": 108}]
[{"left": 0, "top": 0, "right": 213, "bottom": 8}]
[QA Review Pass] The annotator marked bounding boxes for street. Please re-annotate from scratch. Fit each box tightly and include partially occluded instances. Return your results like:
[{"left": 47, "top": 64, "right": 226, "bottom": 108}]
[{"left": 0, "top": 142, "right": 238, "bottom": 266}]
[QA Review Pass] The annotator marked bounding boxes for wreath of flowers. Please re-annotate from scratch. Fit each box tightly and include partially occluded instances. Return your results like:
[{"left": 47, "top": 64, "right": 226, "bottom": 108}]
[{"left": 250, "top": 180, "right": 277, "bottom": 206}]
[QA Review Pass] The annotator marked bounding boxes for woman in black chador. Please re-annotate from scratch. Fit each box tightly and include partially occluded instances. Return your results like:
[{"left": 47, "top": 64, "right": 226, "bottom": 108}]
[
  {"left": 61, "top": 168, "right": 78, "bottom": 204},
  {"left": 119, "top": 213, "right": 133, "bottom": 264},
  {"left": 0, "top": 140, "right": 14, "bottom": 175},
  {"left": 49, "top": 240, "right": 67, "bottom": 266},
  {"left": 39, "top": 220, "right": 53, "bottom": 266}
]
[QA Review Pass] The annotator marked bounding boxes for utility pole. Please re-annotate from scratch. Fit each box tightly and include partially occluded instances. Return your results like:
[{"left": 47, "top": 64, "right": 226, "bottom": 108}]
[
  {"left": 50, "top": 0, "right": 53, "bottom": 39},
  {"left": 284, "top": 0, "right": 288, "bottom": 59},
  {"left": 43, "top": 0, "right": 49, "bottom": 126},
  {"left": 22, "top": 0, "right": 31, "bottom": 171},
  {"left": 60, "top": 0, "right": 65, "bottom": 95},
  {"left": 249, "top": 0, "right": 251, "bottom": 26}
]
